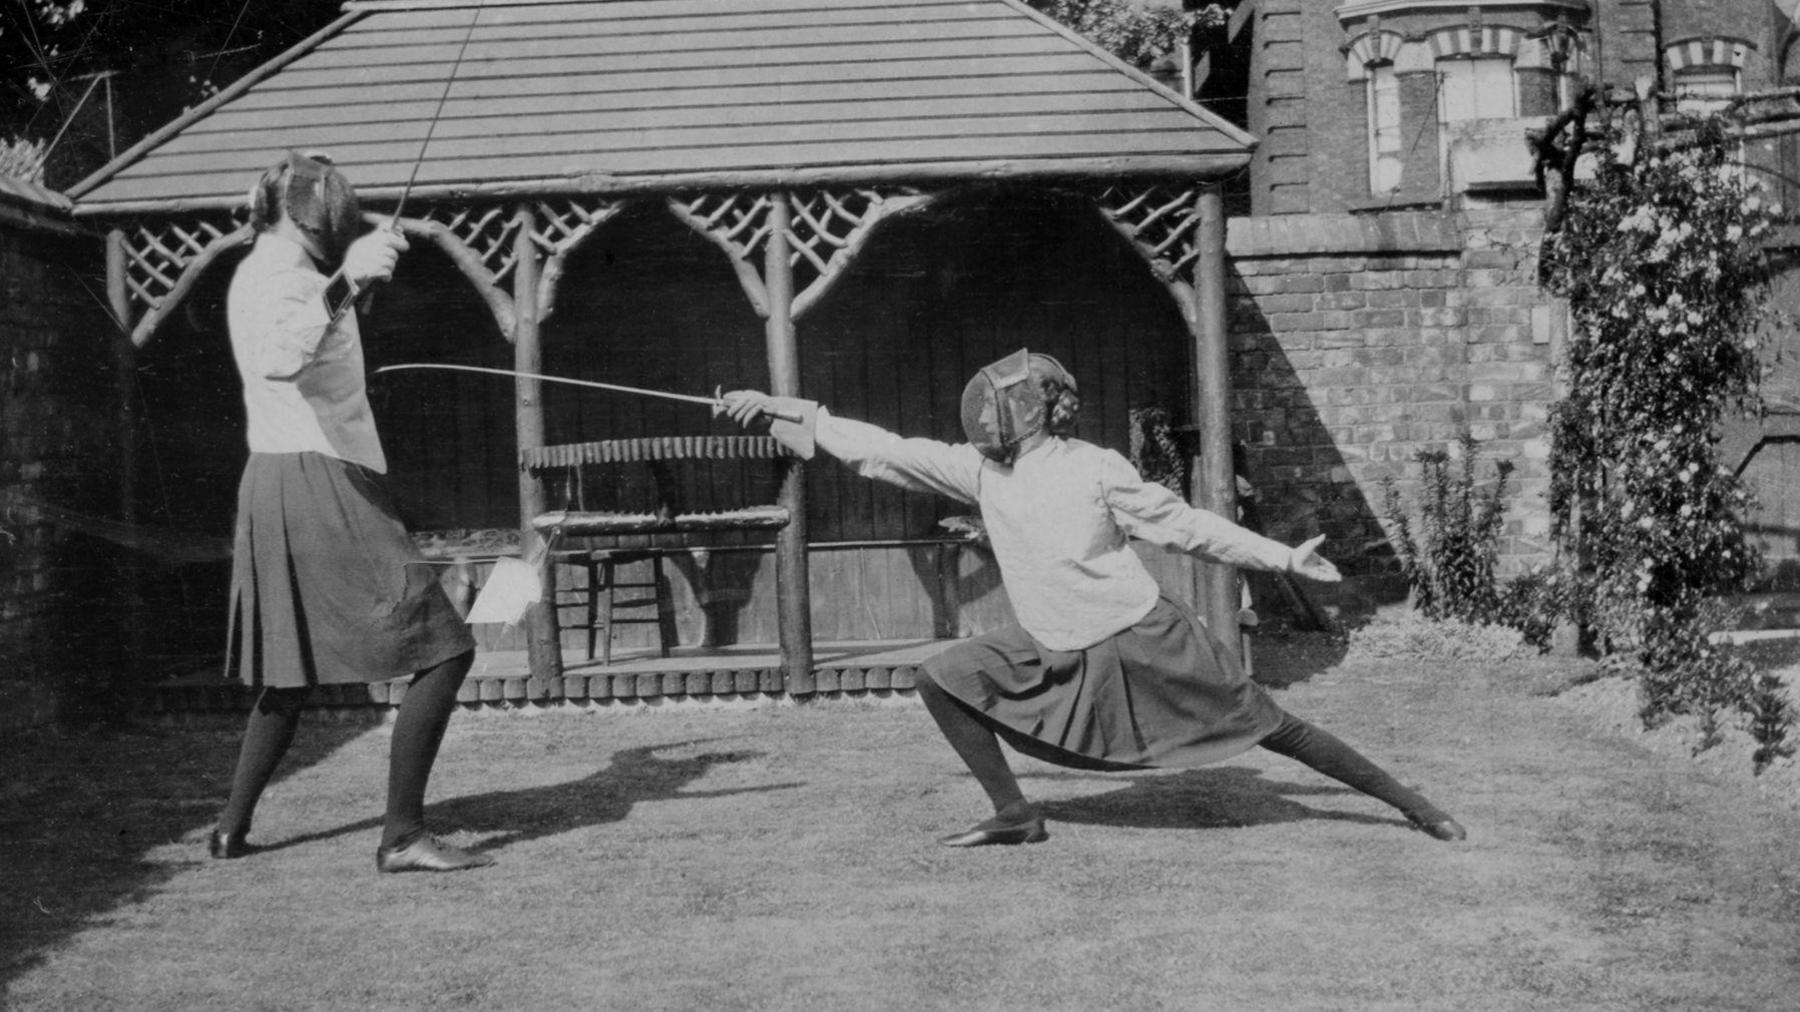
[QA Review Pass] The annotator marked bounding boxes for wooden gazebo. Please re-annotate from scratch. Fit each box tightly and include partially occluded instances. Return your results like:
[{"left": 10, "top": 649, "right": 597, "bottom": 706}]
[{"left": 71, "top": 0, "right": 1257, "bottom": 694}]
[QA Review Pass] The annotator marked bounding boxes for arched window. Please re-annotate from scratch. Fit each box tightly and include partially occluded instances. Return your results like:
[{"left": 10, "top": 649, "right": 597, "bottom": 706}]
[
  {"left": 1348, "top": 30, "right": 1408, "bottom": 195},
  {"left": 1665, "top": 37, "right": 1749, "bottom": 115}
]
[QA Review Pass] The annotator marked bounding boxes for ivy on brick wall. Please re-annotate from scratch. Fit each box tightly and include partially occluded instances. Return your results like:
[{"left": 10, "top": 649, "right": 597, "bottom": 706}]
[{"left": 1540, "top": 119, "right": 1789, "bottom": 754}]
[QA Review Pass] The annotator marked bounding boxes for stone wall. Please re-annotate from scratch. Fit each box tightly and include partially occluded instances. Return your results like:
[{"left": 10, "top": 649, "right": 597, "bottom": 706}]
[
  {"left": 1225, "top": 209, "right": 1559, "bottom": 609},
  {"left": 0, "top": 188, "right": 122, "bottom": 730}
]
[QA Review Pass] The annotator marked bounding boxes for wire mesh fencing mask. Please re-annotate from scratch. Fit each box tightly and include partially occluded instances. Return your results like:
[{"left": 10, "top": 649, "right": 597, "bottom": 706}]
[
  {"left": 248, "top": 150, "right": 362, "bottom": 267},
  {"left": 959, "top": 349, "right": 1076, "bottom": 464}
]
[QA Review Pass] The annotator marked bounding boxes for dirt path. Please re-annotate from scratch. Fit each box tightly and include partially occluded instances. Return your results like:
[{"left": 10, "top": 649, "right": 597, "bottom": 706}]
[{"left": 4, "top": 637, "right": 1799, "bottom": 1010}]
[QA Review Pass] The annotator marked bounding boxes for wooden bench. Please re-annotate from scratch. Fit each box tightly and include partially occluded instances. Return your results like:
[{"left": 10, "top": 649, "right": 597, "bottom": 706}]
[{"left": 521, "top": 435, "right": 794, "bottom": 662}]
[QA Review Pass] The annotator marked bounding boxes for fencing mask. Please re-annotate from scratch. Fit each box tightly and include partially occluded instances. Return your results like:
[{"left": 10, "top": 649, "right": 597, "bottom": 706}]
[
  {"left": 248, "top": 150, "right": 362, "bottom": 266},
  {"left": 960, "top": 349, "right": 1076, "bottom": 464}
]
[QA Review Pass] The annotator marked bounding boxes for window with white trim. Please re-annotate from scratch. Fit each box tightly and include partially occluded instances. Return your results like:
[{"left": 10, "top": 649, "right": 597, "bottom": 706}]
[
  {"left": 1368, "top": 63, "right": 1404, "bottom": 194},
  {"left": 1438, "top": 56, "right": 1518, "bottom": 121}
]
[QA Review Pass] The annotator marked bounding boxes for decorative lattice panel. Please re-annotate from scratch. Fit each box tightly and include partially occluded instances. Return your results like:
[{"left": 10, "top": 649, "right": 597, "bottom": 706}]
[
  {"left": 668, "top": 188, "right": 933, "bottom": 318},
  {"left": 531, "top": 198, "right": 626, "bottom": 258},
  {"left": 785, "top": 190, "right": 909, "bottom": 280},
  {"left": 531, "top": 198, "right": 628, "bottom": 322},
  {"left": 416, "top": 203, "right": 524, "bottom": 284},
  {"left": 121, "top": 214, "right": 247, "bottom": 315},
  {"left": 670, "top": 192, "right": 776, "bottom": 262},
  {"left": 1092, "top": 183, "right": 1206, "bottom": 283}
]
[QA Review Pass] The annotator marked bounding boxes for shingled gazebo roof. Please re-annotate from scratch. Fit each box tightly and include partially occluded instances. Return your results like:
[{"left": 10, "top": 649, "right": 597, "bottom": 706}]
[{"left": 70, "top": 0, "right": 1255, "bottom": 215}]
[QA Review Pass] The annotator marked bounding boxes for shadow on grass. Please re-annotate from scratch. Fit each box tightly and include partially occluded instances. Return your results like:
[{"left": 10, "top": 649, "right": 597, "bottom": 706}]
[
  {"left": 265, "top": 741, "right": 801, "bottom": 856},
  {"left": 1031, "top": 767, "right": 1403, "bottom": 833},
  {"left": 0, "top": 718, "right": 370, "bottom": 990}
]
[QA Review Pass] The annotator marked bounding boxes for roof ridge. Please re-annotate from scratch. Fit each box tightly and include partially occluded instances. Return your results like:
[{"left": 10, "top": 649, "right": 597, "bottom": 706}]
[
  {"left": 66, "top": 9, "right": 367, "bottom": 200},
  {"left": 74, "top": 0, "right": 1254, "bottom": 213}
]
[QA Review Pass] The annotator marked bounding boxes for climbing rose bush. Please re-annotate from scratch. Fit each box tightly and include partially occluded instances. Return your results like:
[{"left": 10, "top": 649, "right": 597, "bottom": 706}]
[{"left": 1540, "top": 119, "right": 1779, "bottom": 725}]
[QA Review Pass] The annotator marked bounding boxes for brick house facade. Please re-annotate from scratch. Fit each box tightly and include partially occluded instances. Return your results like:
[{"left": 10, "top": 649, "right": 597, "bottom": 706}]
[{"left": 1196, "top": 0, "right": 1800, "bottom": 608}]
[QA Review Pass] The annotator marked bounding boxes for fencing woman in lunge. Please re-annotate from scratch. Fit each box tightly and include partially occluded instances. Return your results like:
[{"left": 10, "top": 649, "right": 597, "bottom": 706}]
[
  {"left": 207, "top": 151, "right": 490, "bottom": 873},
  {"left": 722, "top": 351, "right": 1464, "bottom": 847}
]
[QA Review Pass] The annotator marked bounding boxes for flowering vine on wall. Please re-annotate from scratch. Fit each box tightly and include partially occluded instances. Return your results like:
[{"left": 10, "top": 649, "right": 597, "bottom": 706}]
[{"left": 1540, "top": 118, "right": 1790, "bottom": 755}]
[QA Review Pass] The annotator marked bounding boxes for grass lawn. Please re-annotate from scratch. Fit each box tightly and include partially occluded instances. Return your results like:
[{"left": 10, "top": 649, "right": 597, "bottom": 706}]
[{"left": 4, "top": 634, "right": 1799, "bottom": 1011}]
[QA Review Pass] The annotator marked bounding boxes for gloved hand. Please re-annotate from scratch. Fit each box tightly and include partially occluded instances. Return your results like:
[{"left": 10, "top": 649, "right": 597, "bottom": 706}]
[
  {"left": 342, "top": 228, "right": 409, "bottom": 289},
  {"left": 1289, "top": 534, "right": 1341, "bottom": 582},
  {"left": 719, "top": 389, "right": 818, "bottom": 460},
  {"left": 721, "top": 389, "right": 775, "bottom": 425}
]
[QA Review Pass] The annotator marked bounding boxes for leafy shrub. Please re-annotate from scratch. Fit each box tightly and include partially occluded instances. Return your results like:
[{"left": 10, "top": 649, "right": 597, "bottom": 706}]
[
  {"left": 1494, "top": 565, "right": 1590, "bottom": 652},
  {"left": 1381, "top": 434, "right": 1514, "bottom": 624},
  {"left": 1028, "top": 0, "right": 1224, "bottom": 68},
  {"left": 1128, "top": 406, "right": 1191, "bottom": 497},
  {"left": 1344, "top": 612, "right": 1533, "bottom": 663},
  {"left": 1746, "top": 669, "right": 1798, "bottom": 774}
]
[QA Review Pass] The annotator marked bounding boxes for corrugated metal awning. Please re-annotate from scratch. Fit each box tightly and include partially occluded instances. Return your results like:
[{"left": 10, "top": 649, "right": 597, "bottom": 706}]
[{"left": 70, "top": 0, "right": 1254, "bottom": 215}]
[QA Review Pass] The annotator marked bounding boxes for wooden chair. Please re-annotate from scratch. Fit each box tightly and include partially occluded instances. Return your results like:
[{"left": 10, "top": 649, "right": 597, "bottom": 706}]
[
  {"left": 557, "top": 547, "right": 670, "bottom": 664},
  {"left": 522, "top": 435, "right": 793, "bottom": 665}
]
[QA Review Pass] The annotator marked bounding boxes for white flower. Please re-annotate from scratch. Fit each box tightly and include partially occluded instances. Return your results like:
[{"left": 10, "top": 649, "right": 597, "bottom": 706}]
[{"left": 1621, "top": 206, "right": 1658, "bottom": 233}]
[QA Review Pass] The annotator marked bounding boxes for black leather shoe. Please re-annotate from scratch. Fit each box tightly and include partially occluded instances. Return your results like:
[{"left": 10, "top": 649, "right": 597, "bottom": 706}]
[
  {"left": 208, "top": 828, "right": 252, "bottom": 860},
  {"left": 1409, "top": 815, "right": 1467, "bottom": 842},
  {"left": 376, "top": 835, "right": 495, "bottom": 873},
  {"left": 937, "top": 814, "right": 1050, "bottom": 848}
]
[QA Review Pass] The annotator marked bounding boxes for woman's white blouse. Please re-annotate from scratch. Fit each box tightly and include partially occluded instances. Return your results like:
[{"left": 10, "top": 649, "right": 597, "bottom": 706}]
[
  {"left": 815, "top": 409, "right": 1296, "bottom": 651},
  {"left": 227, "top": 232, "right": 386, "bottom": 473}
]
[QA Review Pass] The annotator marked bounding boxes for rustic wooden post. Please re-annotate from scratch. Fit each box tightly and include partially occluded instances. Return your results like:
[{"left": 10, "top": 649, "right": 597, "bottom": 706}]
[
  {"left": 763, "top": 192, "right": 816, "bottom": 694},
  {"left": 104, "top": 227, "right": 146, "bottom": 672},
  {"left": 511, "top": 203, "right": 561, "bottom": 682},
  {"left": 1192, "top": 183, "right": 1242, "bottom": 667},
  {"left": 105, "top": 230, "right": 135, "bottom": 526}
]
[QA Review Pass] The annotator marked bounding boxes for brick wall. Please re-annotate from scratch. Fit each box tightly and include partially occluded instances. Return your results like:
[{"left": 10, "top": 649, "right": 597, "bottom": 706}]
[
  {"left": 0, "top": 196, "right": 124, "bottom": 730},
  {"left": 1593, "top": 0, "right": 1661, "bottom": 91},
  {"left": 1225, "top": 209, "right": 1558, "bottom": 608},
  {"left": 1246, "top": 0, "right": 1311, "bottom": 215}
]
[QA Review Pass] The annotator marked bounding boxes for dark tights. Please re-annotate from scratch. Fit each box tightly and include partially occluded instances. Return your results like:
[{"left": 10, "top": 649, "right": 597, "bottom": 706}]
[
  {"left": 915, "top": 674, "right": 1448, "bottom": 825},
  {"left": 1258, "top": 712, "right": 1448, "bottom": 823},
  {"left": 216, "top": 650, "right": 474, "bottom": 849},
  {"left": 915, "top": 676, "right": 1032, "bottom": 819}
]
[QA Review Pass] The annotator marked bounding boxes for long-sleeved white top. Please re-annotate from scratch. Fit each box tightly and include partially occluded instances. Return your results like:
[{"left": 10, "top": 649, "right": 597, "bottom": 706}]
[
  {"left": 226, "top": 232, "right": 386, "bottom": 472},
  {"left": 814, "top": 409, "right": 1299, "bottom": 651}
]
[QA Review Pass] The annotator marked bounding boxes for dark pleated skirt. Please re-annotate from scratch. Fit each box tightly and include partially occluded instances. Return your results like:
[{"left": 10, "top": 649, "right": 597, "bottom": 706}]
[
  {"left": 225, "top": 452, "right": 475, "bottom": 688},
  {"left": 922, "top": 595, "right": 1284, "bottom": 770}
]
